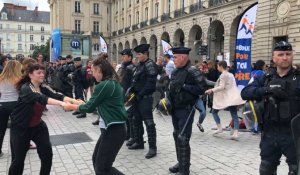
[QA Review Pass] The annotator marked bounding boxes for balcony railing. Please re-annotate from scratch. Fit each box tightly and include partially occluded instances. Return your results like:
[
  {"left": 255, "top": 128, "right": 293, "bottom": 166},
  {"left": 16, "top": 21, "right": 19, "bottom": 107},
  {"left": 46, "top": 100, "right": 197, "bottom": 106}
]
[
  {"left": 161, "top": 13, "right": 171, "bottom": 22},
  {"left": 190, "top": 3, "right": 202, "bottom": 13},
  {"left": 71, "top": 30, "right": 84, "bottom": 34},
  {"left": 92, "top": 32, "right": 103, "bottom": 36},
  {"left": 140, "top": 20, "right": 148, "bottom": 28},
  {"left": 112, "top": 31, "right": 117, "bottom": 36},
  {"left": 209, "top": 0, "right": 227, "bottom": 7},
  {"left": 125, "top": 26, "right": 131, "bottom": 33},
  {"left": 150, "top": 18, "right": 158, "bottom": 25},
  {"left": 132, "top": 24, "right": 139, "bottom": 31},
  {"left": 118, "top": 29, "right": 123, "bottom": 35},
  {"left": 174, "top": 9, "right": 186, "bottom": 18}
]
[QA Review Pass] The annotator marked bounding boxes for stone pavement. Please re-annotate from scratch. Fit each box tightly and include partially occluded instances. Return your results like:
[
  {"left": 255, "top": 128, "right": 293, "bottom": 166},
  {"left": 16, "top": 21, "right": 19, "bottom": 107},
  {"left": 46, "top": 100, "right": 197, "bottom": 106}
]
[{"left": 0, "top": 106, "right": 289, "bottom": 175}]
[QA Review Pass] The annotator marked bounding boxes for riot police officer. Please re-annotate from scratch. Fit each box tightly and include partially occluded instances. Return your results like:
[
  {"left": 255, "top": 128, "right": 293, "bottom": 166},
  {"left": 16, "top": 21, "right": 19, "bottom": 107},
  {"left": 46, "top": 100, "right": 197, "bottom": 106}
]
[
  {"left": 72, "top": 57, "right": 86, "bottom": 118},
  {"left": 128, "top": 44, "right": 158, "bottom": 159},
  {"left": 117, "top": 49, "right": 137, "bottom": 146},
  {"left": 61, "top": 55, "right": 75, "bottom": 97},
  {"left": 241, "top": 41, "right": 299, "bottom": 175},
  {"left": 168, "top": 47, "right": 206, "bottom": 175}
]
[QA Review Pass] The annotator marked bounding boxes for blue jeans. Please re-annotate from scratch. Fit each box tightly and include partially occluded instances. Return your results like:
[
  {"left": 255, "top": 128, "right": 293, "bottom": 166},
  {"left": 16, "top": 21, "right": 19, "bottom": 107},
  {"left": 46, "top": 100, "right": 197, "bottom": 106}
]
[
  {"left": 195, "top": 98, "right": 206, "bottom": 124},
  {"left": 212, "top": 106, "right": 239, "bottom": 130}
]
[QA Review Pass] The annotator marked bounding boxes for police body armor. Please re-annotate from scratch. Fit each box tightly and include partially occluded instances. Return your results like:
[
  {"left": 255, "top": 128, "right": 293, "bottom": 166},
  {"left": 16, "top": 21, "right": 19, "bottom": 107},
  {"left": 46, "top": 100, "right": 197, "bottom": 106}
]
[
  {"left": 132, "top": 59, "right": 157, "bottom": 94},
  {"left": 118, "top": 62, "right": 136, "bottom": 93},
  {"left": 62, "top": 62, "right": 75, "bottom": 86},
  {"left": 263, "top": 69, "right": 300, "bottom": 125},
  {"left": 168, "top": 63, "right": 201, "bottom": 109}
]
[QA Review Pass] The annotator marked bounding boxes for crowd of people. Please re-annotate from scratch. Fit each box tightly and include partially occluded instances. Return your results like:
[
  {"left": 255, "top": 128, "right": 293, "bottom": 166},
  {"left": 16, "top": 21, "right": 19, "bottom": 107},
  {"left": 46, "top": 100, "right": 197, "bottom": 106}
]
[{"left": 0, "top": 40, "right": 298, "bottom": 175}]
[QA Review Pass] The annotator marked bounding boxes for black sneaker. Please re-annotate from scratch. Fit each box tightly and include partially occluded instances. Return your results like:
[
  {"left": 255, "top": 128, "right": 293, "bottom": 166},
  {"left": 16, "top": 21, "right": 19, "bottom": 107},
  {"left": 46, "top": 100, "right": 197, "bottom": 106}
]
[
  {"left": 145, "top": 148, "right": 157, "bottom": 159},
  {"left": 197, "top": 122, "right": 204, "bottom": 132},
  {"left": 72, "top": 111, "right": 81, "bottom": 115},
  {"left": 92, "top": 120, "right": 99, "bottom": 125}
]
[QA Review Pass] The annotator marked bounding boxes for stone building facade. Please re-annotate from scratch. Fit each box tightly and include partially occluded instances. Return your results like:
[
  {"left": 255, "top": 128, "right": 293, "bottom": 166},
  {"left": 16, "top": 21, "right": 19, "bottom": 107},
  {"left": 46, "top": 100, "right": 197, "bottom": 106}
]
[{"left": 49, "top": 0, "right": 300, "bottom": 64}]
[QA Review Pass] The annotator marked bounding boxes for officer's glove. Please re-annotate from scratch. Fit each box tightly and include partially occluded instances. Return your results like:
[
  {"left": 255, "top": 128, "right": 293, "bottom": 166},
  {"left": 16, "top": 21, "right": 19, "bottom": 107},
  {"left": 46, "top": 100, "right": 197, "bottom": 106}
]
[{"left": 266, "top": 79, "right": 287, "bottom": 99}]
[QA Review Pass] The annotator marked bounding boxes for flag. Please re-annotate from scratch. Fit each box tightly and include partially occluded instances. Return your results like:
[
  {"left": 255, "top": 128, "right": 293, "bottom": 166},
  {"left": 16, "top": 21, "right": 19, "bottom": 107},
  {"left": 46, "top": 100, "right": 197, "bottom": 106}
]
[
  {"left": 99, "top": 36, "right": 108, "bottom": 53},
  {"left": 235, "top": 3, "right": 258, "bottom": 90},
  {"left": 161, "top": 40, "right": 173, "bottom": 59},
  {"left": 51, "top": 28, "right": 61, "bottom": 62}
]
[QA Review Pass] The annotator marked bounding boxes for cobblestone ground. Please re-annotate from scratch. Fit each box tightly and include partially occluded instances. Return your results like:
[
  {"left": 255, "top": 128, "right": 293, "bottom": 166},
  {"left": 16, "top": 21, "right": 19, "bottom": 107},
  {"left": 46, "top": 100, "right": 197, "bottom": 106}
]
[{"left": 0, "top": 106, "right": 288, "bottom": 175}]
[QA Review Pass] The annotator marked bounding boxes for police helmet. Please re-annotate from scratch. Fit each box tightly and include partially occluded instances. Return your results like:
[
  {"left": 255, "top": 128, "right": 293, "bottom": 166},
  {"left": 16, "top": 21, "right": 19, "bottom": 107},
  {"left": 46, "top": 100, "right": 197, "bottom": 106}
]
[{"left": 157, "top": 98, "right": 172, "bottom": 116}]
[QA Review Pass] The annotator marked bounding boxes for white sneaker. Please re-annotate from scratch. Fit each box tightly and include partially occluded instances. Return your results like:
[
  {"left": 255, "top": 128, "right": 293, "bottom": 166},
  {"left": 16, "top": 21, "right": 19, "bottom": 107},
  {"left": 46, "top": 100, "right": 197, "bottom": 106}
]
[{"left": 213, "top": 129, "right": 223, "bottom": 136}]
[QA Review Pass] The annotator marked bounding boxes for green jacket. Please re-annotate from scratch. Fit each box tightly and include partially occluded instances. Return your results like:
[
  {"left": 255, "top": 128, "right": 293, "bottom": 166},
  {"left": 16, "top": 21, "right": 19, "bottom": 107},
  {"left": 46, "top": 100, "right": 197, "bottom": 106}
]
[{"left": 78, "top": 79, "right": 127, "bottom": 128}]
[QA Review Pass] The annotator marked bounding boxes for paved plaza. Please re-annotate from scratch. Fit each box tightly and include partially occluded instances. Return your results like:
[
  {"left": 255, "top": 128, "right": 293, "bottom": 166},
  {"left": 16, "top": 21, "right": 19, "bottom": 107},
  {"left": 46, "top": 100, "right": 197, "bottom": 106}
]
[{"left": 0, "top": 106, "right": 289, "bottom": 175}]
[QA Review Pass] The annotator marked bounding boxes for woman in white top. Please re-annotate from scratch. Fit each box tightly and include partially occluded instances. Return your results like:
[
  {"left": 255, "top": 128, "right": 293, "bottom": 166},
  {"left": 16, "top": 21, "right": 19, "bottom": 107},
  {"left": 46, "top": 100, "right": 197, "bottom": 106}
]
[
  {"left": 205, "top": 61, "right": 245, "bottom": 140},
  {"left": 0, "top": 60, "right": 22, "bottom": 157}
]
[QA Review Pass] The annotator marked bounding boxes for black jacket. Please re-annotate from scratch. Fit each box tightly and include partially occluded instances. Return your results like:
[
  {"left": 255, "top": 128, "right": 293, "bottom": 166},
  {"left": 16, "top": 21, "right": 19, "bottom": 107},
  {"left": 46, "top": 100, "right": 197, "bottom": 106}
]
[{"left": 10, "top": 82, "right": 65, "bottom": 128}]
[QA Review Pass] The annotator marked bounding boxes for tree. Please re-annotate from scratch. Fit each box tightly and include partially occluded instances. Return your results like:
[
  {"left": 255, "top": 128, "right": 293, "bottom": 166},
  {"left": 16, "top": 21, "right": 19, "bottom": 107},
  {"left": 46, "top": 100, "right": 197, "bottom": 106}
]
[{"left": 32, "top": 38, "right": 50, "bottom": 62}]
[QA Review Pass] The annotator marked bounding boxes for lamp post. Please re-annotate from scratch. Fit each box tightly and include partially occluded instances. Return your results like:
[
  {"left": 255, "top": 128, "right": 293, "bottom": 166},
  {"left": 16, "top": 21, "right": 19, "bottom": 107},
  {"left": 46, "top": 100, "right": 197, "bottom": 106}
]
[
  {"left": 0, "top": 37, "right": 2, "bottom": 54},
  {"left": 205, "top": 12, "right": 217, "bottom": 60}
]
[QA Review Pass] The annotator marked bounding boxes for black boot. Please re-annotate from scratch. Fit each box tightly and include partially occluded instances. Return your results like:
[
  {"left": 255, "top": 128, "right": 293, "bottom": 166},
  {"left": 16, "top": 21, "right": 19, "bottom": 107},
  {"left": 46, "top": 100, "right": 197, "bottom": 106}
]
[
  {"left": 169, "top": 131, "right": 180, "bottom": 173},
  {"left": 145, "top": 120, "right": 157, "bottom": 159},
  {"left": 126, "top": 138, "right": 135, "bottom": 147},
  {"left": 76, "top": 113, "right": 87, "bottom": 118},
  {"left": 128, "top": 141, "right": 144, "bottom": 149},
  {"left": 176, "top": 136, "right": 190, "bottom": 175},
  {"left": 72, "top": 111, "right": 81, "bottom": 115},
  {"left": 126, "top": 116, "right": 135, "bottom": 146}
]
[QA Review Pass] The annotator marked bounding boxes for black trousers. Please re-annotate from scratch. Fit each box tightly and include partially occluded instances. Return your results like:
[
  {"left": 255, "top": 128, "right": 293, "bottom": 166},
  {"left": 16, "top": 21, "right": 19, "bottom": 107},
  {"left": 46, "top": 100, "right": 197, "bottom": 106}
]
[
  {"left": 0, "top": 101, "right": 17, "bottom": 153},
  {"left": 9, "top": 121, "right": 53, "bottom": 175},
  {"left": 172, "top": 108, "right": 195, "bottom": 138},
  {"left": 74, "top": 85, "right": 84, "bottom": 100},
  {"left": 93, "top": 124, "right": 126, "bottom": 175}
]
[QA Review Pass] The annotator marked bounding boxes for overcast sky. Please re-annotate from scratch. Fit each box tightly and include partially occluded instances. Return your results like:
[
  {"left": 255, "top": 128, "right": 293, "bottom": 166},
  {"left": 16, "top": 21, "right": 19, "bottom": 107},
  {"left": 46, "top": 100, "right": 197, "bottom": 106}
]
[{"left": 0, "top": 0, "right": 50, "bottom": 11}]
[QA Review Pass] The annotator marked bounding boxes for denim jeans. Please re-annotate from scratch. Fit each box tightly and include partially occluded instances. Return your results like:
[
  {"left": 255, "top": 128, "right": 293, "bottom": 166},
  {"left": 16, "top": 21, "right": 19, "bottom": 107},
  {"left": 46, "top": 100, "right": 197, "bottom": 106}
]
[
  {"left": 195, "top": 98, "right": 206, "bottom": 124},
  {"left": 212, "top": 106, "right": 239, "bottom": 130}
]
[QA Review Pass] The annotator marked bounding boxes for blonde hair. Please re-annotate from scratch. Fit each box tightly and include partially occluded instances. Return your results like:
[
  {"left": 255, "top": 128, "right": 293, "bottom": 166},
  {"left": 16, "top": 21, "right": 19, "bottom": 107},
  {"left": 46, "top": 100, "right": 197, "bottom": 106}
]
[{"left": 0, "top": 60, "right": 23, "bottom": 84}]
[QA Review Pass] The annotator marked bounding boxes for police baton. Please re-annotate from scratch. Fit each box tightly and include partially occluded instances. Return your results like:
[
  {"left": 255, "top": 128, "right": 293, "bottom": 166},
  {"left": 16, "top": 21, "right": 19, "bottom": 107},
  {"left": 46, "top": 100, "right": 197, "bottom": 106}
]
[{"left": 178, "top": 105, "right": 196, "bottom": 140}]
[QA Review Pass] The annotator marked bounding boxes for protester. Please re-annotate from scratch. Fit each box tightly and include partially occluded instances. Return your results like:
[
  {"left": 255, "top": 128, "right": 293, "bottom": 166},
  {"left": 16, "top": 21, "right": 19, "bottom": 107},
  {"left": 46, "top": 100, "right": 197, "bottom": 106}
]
[{"left": 63, "top": 58, "right": 127, "bottom": 175}]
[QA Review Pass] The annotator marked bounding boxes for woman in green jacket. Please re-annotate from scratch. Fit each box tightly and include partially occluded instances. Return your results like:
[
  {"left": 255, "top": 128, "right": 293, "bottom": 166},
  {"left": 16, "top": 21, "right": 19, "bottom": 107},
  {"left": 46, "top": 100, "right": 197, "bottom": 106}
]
[{"left": 64, "top": 58, "right": 127, "bottom": 175}]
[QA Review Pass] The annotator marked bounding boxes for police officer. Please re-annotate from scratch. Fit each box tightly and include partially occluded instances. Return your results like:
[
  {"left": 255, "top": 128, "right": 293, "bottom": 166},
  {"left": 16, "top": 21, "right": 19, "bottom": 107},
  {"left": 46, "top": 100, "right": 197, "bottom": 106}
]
[
  {"left": 117, "top": 49, "right": 137, "bottom": 146},
  {"left": 61, "top": 55, "right": 75, "bottom": 97},
  {"left": 72, "top": 57, "right": 86, "bottom": 118},
  {"left": 241, "top": 41, "right": 299, "bottom": 175},
  {"left": 168, "top": 47, "right": 206, "bottom": 175},
  {"left": 128, "top": 44, "right": 158, "bottom": 159}
]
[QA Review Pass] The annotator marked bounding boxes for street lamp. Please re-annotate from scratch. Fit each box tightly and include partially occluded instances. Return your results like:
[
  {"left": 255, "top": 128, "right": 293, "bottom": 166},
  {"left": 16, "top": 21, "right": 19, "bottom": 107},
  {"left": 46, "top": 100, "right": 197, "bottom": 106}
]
[{"left": 205, "top": 12, "right": 217, "bottom": 60}]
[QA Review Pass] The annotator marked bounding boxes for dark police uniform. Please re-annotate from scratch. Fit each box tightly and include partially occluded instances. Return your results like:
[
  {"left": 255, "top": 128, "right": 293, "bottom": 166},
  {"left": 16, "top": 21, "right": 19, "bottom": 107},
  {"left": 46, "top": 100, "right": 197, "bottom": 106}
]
[
  {"left": 129, "top": 44, "right": 158, "bottom": 159},
  {"left": 117, "top": 49, "right": 136, "bottom": 144},
  {"left": 241, "top": 41, "right": 298, "bottom": 175},
  {"left": 61, "top": 56, "right": 75, "bottom": 98},
  {"left": 168, "top": 47, "right": 206, "bottom": 175}
]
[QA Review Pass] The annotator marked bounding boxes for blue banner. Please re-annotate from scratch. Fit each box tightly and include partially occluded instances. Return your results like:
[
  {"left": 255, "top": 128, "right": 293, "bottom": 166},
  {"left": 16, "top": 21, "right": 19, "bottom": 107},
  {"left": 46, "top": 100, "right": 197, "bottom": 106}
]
[
  {"left": 235, "top": 3, "right": 257, "bottom": 90},
  {"left": 51, "top": 28, "right": 61, "bottom": 62}
]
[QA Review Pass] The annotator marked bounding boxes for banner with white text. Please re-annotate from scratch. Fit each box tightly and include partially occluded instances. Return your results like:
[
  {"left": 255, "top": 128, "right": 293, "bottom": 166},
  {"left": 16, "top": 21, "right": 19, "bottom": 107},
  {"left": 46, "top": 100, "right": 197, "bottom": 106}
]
[{"left": 235, "top": 3, "right": 258, "bottom": 89}]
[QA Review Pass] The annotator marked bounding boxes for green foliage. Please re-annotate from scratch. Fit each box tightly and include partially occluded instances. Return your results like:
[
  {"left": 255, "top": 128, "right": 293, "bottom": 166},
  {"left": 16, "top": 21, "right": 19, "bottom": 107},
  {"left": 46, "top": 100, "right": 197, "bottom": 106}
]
[{"left": 32, "top": 38, "right": 50, "bottom": 62}]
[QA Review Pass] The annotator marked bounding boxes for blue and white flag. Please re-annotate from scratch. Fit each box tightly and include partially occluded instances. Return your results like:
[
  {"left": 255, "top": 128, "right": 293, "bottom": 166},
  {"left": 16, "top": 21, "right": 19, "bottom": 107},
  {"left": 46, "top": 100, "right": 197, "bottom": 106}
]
[
  {"left": 235, "top": 3, "right": 258, "bottom": 90},
  {"left": 161, "top": 40, "right": 173, "bottom": 59},
  {"left": 51, "top": 28, "right": 61, "bottom": 62},
  {"left": 100, "top": 36, "right": 108, "bottom": 53}
]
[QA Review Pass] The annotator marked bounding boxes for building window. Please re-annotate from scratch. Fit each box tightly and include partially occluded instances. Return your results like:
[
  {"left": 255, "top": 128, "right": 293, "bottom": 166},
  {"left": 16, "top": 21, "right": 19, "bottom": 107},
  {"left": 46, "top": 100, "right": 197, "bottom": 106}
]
[
  {"left": 129, "top": 15, "right": 131, "bottom": 26},
  {"left": 18, "top": 34, "right": 22, "bottom": 41},
  {"left": 168, "top": 0, "right": 171, "bottom": 13},
  {"left": 137, "top": 0, "right": 139, "bottom": 3},
  {"left": 41, "top": 26, "right": 44, "bottom": 32},
  {"left": 145, "top": 7, "right": 148, "bottom": 20},
  {"left": 155, "top": 3, "right": 159, "bottom": 18},
  {"left": 30, "top": 26, "right": 33, "bottom": 31},
  {"left": 136, "top": 11, "right": 139, "bottom": 24},
  {"left": 18, "top": 44, "right": 22, "bottom": 50},
  {"left": 93, "top": 3, "right": 99, "bottom": 14},
  {"left": 18, "top": 25, "right": 22, "bottom": 30},
  {"left": 6, "top": 43, "right": 10, "bottom": 51},
  {"left": 41, "top": 35, "right": 45, "bottom": 42},
  {"left": 181, "top": 0, "right": 185, "bottom": 9},
  {"left": 75, "top": 1, "right": 81, "bottom": 13},
  {"left": 122, "top": 18, "right": 124, "bottom": 28},
  {"left": 93, "top": 21, "right": 99, "bottom": 33},
  {"left": 30, "top": 35, "right": 33, "bottom": 41},
  {"left": 30, "top": 44, "right": 34, "bottom": 50},
  {"left": 75, "top": 20, "right": 81, "bottom": 32},
  {"left": 94, "top": 44, "right": 99, "bottom": 51},
  {"left": 6, "top": 33, "right": 9, "bottom": 41},
  {"left": 1, "top": 12, "right": 7, "bottom": 20},
  {"left": 0, "top": 24, "right": 2, "bottom": 29}
]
